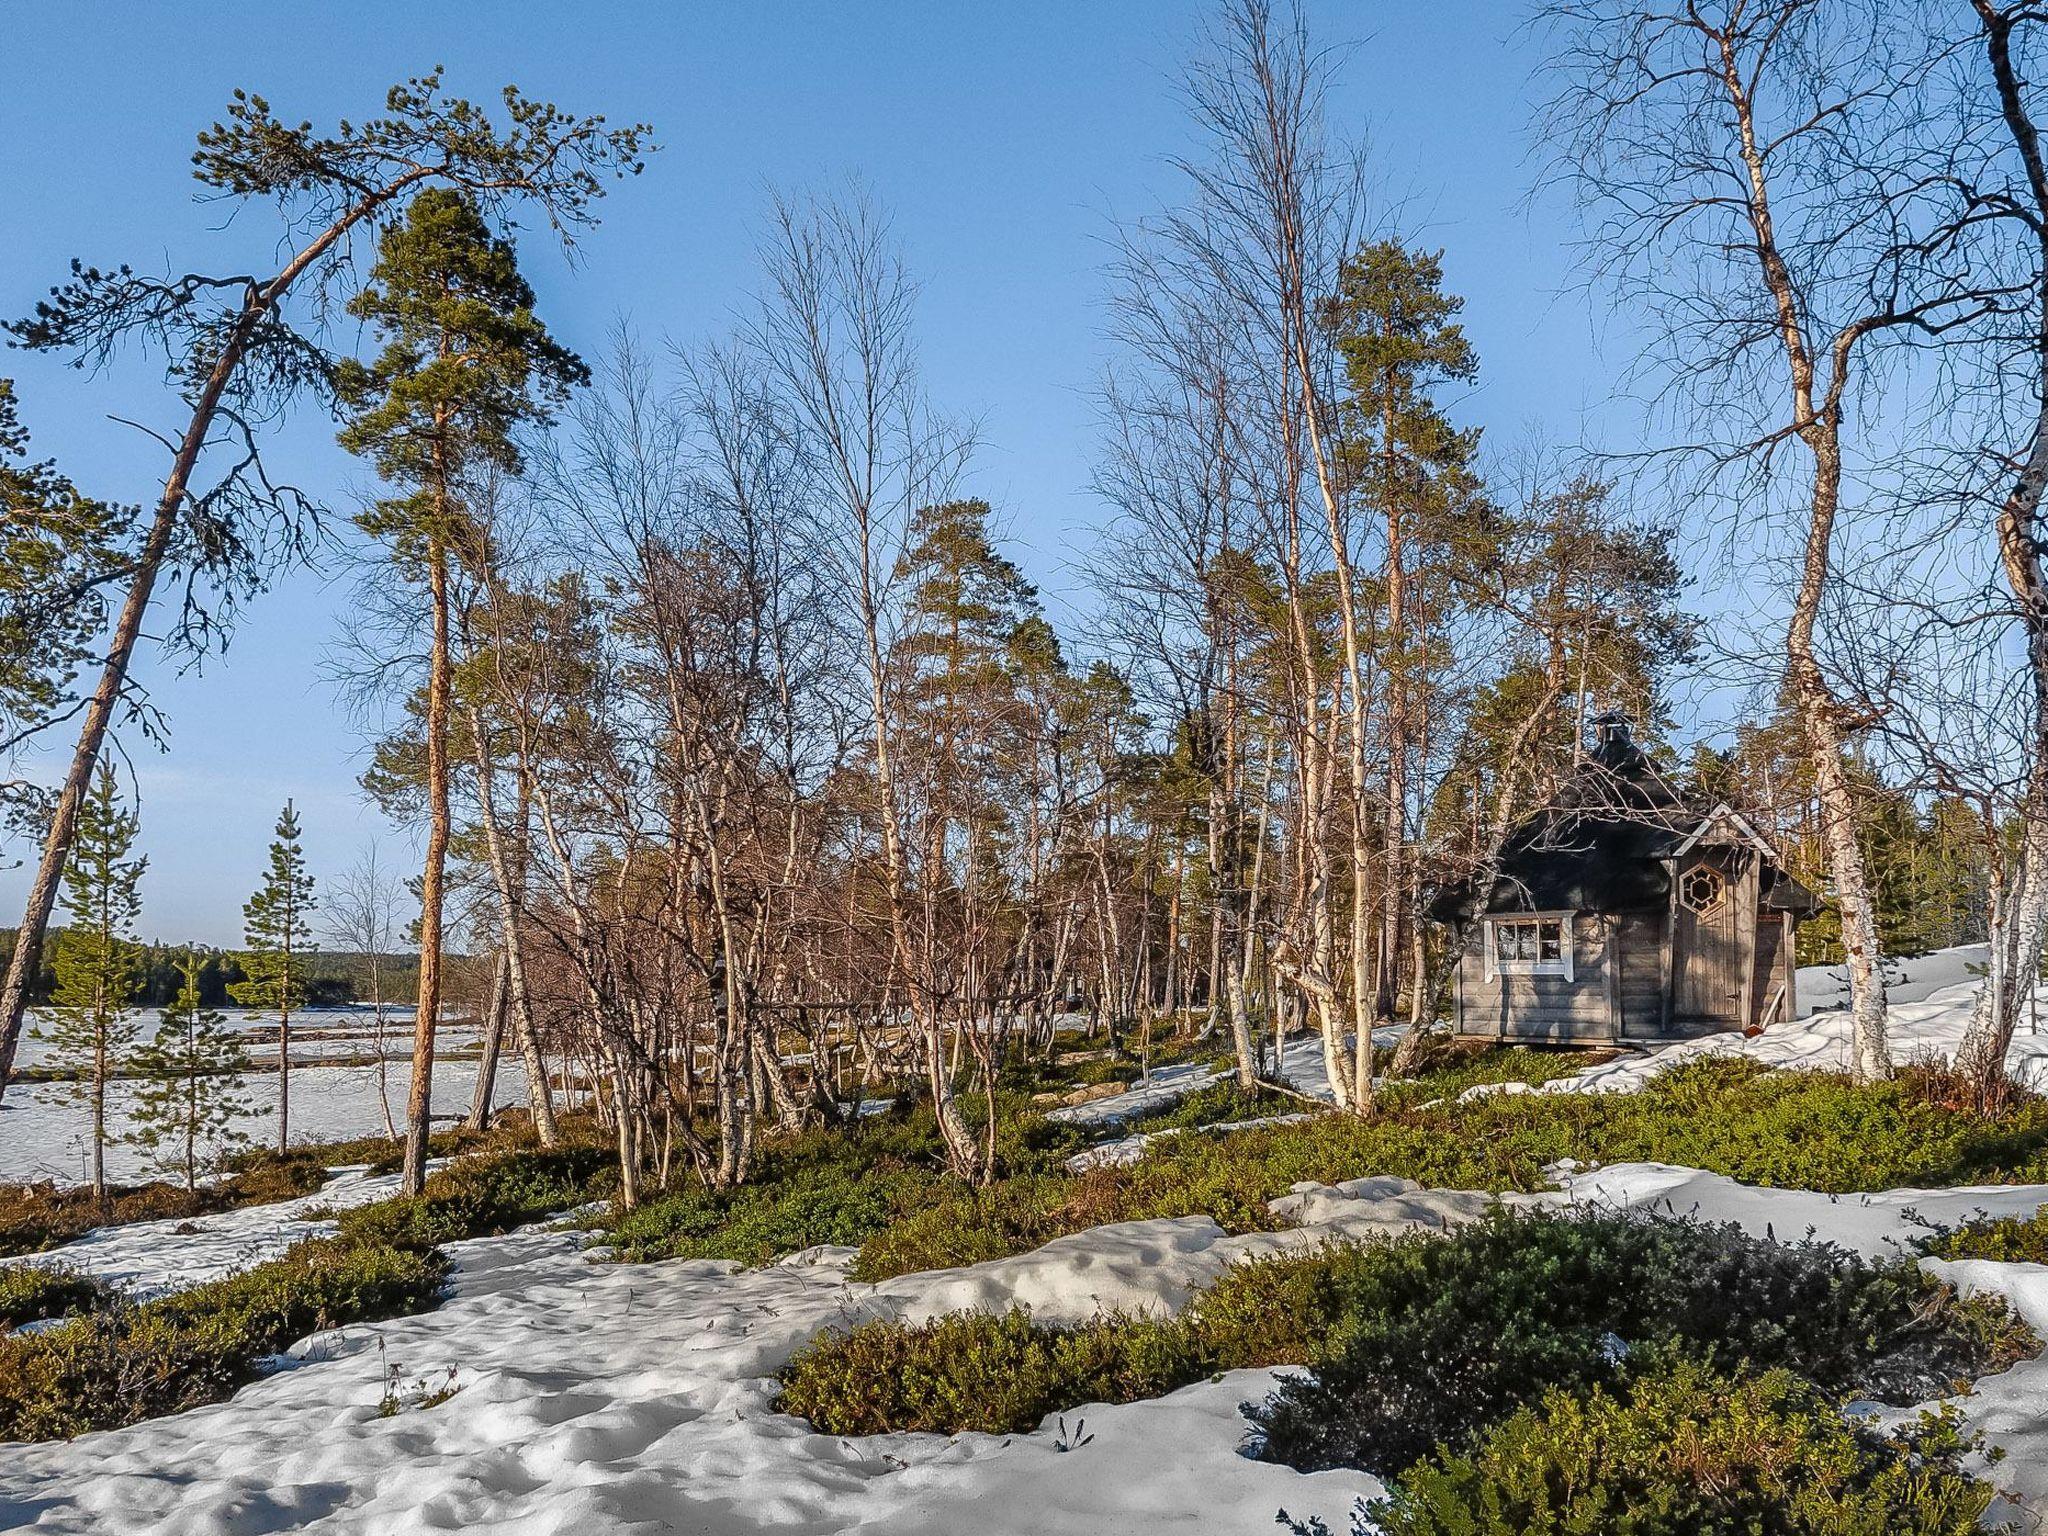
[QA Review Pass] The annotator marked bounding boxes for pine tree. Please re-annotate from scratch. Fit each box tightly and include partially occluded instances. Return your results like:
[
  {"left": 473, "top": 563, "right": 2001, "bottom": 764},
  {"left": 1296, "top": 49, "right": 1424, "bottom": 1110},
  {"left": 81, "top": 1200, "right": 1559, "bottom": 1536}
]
[
  {"left": 32, "top": 764, "right": 143, "bottom": 1199},
  {"left": 335, "top": 188, "right": 587, "bottom": 1195},
  {"left": 232, "top": 801, "right": 316, "bottom": 1152},
  {"left": 1326, "top": 241, "right": 1485, "bottom": 1058},
  {"left": 126, "top": 958, "right": 251, "bottom": 1192}
]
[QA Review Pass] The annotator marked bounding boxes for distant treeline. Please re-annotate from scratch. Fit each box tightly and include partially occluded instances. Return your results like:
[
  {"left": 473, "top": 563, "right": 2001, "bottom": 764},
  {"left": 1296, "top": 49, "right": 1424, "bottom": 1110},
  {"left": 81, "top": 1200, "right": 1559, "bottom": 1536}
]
[{"left": 0, "top": 930, "right": 423, "bottom": 1009}]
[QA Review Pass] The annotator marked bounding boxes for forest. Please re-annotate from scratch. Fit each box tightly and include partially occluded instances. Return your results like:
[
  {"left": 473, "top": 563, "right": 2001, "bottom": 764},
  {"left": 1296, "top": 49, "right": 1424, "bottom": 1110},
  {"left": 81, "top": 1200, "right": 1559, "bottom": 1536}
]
[
  {"left": 6, "top": 4, "right": 2048, "bottom": 1529},
  {"left": 1, "top": 0, "right": 2045, "bottom": 1201}
]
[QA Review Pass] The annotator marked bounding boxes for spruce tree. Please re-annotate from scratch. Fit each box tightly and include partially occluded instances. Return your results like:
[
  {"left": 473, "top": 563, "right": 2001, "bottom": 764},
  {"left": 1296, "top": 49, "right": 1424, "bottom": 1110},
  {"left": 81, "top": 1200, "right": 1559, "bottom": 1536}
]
[
  {"left": 232, "top": 801, "right": 316, "bottom": 1151},
  {"left": 126, "top": 959, "right": 251, "bottom": 1192},
  {"left": 33, "top": 764, "right": 144, "bottom": 1199},
  {"left": 335, "top": 188, "right": 587, "bottom": 1195}
]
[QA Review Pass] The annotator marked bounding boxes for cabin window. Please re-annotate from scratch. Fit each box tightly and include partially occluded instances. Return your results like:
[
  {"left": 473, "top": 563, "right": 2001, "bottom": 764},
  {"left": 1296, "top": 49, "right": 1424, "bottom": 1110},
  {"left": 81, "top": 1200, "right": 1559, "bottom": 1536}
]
[
  {"left": 1484, "top": 913, "right": 1574, "bottom": 981},
  {"left": 1679, "top": 863, "right": 1726, "bottom": 916}
]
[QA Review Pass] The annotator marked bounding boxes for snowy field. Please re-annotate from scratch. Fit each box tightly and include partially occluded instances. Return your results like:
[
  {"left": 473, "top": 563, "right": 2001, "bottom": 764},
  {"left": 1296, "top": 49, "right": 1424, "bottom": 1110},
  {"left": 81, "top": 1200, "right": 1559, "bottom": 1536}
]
[
  {"left": 0, "top": 1165, "right": 415, "bottom": 1297},
  {"left": 1794, "top": 941, "right": 2000, "bottom": 1017},
  {"left": 7, "top": 965, "right": 2048, "bottom": 1531},
  {"left": 4, "top": 1160, "right": 2048, "bottom": 1533},
  {"left": 1, "top": 1008, "right": 526, "bottom": 1186}
]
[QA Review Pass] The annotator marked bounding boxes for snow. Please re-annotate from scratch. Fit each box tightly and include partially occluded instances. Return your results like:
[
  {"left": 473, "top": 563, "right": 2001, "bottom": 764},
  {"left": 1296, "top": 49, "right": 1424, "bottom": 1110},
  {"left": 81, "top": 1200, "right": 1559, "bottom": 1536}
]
[
  {"left": 0, "top": 1057, "right": 526, "bottom": 1187},
  {"left": 1066, "top": 1112, "right": 1317, "bottom": 1171},
  {"left": 1048, "top": 1032, "right": 1383, "bottom": 1131},
  {"left": 8, "top": 1156, "right": 2046, "bottom": 1533},
  {"left": 1794, "top": 943, "right": 1997, "bottom": 1017},
  {"left": 1046, "top": 1058, "right": 1223, "bottom": 1128},
  {"left": 0, "top": 1179, "right": 1495, "bottom": 1534},
  {"left": 0, "top": 1165, "right": 429, "bottom": 1299},
  {"left": 12, "top": 961, "right": 2048, "bottom": 1529}
]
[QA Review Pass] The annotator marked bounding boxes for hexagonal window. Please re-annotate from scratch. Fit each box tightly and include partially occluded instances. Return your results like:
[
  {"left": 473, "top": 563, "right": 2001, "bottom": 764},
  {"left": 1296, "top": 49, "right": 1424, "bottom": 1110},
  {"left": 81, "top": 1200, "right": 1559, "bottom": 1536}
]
[{"left": 1679, "top": 863, "right": 1726, "bottom": 916}]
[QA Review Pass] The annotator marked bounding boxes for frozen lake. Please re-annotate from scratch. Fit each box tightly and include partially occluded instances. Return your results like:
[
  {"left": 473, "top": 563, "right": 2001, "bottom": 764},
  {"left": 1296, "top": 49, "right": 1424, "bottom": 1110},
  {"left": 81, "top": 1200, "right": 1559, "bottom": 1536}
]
[{"left": 1, "top": 1008, "right": 528, "bottom": 1186}]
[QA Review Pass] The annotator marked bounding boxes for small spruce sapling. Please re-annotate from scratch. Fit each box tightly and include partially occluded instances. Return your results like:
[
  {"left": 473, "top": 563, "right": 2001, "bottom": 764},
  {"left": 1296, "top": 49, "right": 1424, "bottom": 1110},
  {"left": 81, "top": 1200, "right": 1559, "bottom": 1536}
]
[
  {"left": 232, "top": 801, "right": 316, "bottom": 1151},
  {"left": 33, "top": 764, "right": 144, "bottom": 1200},
  {"left": 126, "top": 958, "right": 252, "bottom": 1192}
]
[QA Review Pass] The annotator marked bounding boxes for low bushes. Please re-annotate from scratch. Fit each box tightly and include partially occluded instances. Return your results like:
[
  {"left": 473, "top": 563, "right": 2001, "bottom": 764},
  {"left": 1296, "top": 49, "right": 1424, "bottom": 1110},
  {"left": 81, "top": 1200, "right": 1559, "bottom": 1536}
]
[
  {"left": 1376, "top": 1041, "right": 1613, "bottom": 1107},
  {"left": 0, "top": 1139, "right": 613, "bottom": 1441},
  {"left": 1123, "top": 1079, "right": 1296, "bottom": 1133},
  {"left": 1923, "top": 1202, "right": 2048, "bottom": 1265},
  {"left": 1340, "top": 1359, "right": 1999, "bottom": 1536},
  {"left": 335, "top": 1144, "right": 614, "bottom": 1250},
  {"left": 0, "top": 1263, "right": 106, "bottom": 1330},
  {"left": 847, "top": 1057, "right": 2048, "bottom": 1281},
  {"left": 602, "top": 1101, "right": 1085, "bottom": 1268},
  {"left": 781, "top": 1210, "right": 2034, "bottom": 1461},
  {"left": 778, "top": 1306, "right": 1210, "bottom": 1437},
  {"left": 608, "top": 1165, "right": 936, "bottom": 1267},
  {"left": 1244, "top": 1209, "right": 2032, "bottom": 1476},
  {"left": 0, "top": 1237, "right": 446, "bottom": 1439}
]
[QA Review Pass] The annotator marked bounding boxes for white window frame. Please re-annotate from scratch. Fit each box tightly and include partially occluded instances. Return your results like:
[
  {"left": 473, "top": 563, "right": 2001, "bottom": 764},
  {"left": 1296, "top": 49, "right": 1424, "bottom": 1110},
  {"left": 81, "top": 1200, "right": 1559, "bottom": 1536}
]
[{"left": 1482, "top": 911, "right": 1576, "bottom": 982}]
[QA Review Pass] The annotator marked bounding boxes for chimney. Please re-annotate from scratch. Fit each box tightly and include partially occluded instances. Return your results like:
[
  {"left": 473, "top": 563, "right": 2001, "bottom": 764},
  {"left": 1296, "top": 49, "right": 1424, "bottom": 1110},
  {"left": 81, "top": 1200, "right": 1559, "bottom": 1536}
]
[{"left": 1591, "top": 711, "right": 1631, "bottom": 761}]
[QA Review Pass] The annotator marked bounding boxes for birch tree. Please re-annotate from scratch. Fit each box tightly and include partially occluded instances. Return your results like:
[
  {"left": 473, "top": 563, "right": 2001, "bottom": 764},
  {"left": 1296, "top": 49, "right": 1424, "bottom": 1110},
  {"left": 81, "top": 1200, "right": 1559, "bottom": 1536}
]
[{"left": 1537, "top": 0, "right": 1996, "bottom": 1080}]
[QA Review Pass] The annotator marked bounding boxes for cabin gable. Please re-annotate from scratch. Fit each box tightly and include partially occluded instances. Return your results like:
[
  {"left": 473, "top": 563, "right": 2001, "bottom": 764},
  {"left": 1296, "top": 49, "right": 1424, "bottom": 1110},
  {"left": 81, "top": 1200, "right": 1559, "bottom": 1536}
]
[{"left": 1439, "top": 720, "right": 1813, "bottom": 1045}]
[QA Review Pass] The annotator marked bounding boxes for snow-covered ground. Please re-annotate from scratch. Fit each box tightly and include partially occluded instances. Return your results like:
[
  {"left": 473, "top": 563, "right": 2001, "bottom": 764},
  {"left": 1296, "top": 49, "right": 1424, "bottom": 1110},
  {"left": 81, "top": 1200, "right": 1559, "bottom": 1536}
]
[
  {"left": 0, "top": 1184, "right": 1462, "bottom": 1534},
  {"left": 1794, "top": 942, "right": 1996, "bottom": 1017},
  {"left": 0, "top": 1165, "right": 414, "bottom": 1298},
  {"left": 1048, "top": 1030, "right": 1392, "bottom": 1131},
  {"left": 9, "top": 965, "right": 2048, "bottom": 1531},
  {"left": 4, "top": 1161, "right": 2047, "bottom": 1533},
  {"left": 0, "top": 1056, "right": 527, "bottom": 1187}
]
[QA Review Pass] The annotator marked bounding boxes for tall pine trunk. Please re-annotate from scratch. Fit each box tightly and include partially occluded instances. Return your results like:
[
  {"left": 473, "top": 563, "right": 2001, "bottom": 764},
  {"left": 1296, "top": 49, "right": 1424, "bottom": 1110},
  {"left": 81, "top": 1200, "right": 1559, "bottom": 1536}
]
[{"left": 401, "top": 535, "right": 453, "bottom": 1195}]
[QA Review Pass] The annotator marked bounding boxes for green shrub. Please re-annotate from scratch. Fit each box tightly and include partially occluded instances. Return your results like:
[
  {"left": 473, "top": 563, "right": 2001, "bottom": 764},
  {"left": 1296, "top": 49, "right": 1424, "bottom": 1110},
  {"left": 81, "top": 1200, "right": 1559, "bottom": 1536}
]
[
  {"left": 1922, "top": 1203, "right": 2048, "bottom": 1264},
  {"left": 843, "top": 1058, "right": 2048, "bottom": 1283},
  {"left": 610, "top": 1165, "right": 935, "bottom": 1266},
  {"left": 1131, "top": 1079, "right": 1297, "bottom": 1132},
  {"left": 336, "top": 1145, "right": 613, "bottom": 1251},
  {"left": 602, "top": 1101, "right": 1085, "bottom": 1269},
  {"left": 849, "top": 1172, "right": 1110, "bottom": 1281},
  {"left": 0, "top": 1237, "right": 445, "bottom": 1439},
  {"left": 1379, "top": 1042, "right": 1612, "bottom": 1107},
  {"left": 0, "top": 1139, "right": 615, "bottom": 1441},
  {"left": 784, "top": 1212, "right": 2032, "bottom": 1457},
  {"left": 1345, "top": 1358, "right": 2000, "bottom": 1536},
  {"left": 0, "top": 1263, "right": 106, "bottom": 1329},
  {"left": 152, "top": 1235, "right": 447, "bottom": 1341},
  {"left": 778, "top": 1307, "right": 1210, "bottom": 1436},
  {"left": 1248, "top": 1210, "right": 2033, "bottom": 1477}
]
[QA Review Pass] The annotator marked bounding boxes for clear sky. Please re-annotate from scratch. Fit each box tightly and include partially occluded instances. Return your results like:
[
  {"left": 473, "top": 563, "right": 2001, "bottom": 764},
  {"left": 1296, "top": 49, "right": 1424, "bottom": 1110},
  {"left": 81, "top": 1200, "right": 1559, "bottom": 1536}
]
[{"left": 1, "top": 2, "right": 1639, "bottom": 946}]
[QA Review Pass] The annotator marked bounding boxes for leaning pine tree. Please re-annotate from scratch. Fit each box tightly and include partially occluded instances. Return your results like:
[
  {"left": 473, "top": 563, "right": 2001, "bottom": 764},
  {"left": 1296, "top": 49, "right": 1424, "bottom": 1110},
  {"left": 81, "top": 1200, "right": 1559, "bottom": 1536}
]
[
  {"left": 335, "top": 189, "right": 588, "bottom": 1195},
  {"left": 231, "top": 801, "right": 315, "bottom": 1152},
  {"left": 127, "top": 958, "right": 251, "bottom": 1192},
  {"left": 33, "top": 764, "right": 144, "bottom": 1200}
]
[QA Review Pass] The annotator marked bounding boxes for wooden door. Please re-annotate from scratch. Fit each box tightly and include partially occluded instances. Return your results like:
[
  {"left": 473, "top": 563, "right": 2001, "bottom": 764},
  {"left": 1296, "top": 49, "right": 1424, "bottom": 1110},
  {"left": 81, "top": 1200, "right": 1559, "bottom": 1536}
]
[{"left": 1671, "top": 856, "right": 1741, "bottom": 1028}]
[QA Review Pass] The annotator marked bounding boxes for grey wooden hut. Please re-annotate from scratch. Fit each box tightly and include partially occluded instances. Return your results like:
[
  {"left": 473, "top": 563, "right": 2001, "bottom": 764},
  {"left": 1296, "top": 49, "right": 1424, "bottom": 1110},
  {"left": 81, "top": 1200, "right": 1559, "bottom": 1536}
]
[{"left": 1432, "top": 716, "right": 1818, "bottom": 1044}]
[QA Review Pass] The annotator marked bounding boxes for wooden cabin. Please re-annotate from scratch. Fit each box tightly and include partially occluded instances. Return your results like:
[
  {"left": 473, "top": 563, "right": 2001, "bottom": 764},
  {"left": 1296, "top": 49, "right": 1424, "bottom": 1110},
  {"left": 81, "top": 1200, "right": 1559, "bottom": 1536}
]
[{"left": 1433, "top": 717, "right": 1817, "bottom": 1044}]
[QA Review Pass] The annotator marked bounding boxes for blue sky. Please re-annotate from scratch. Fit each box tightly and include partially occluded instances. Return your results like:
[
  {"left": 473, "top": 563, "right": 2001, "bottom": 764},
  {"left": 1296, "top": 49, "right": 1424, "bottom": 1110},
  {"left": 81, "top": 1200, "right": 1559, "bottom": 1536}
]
[{"left": 1, "top": 2, "right": 1638, "bottom": 945}]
